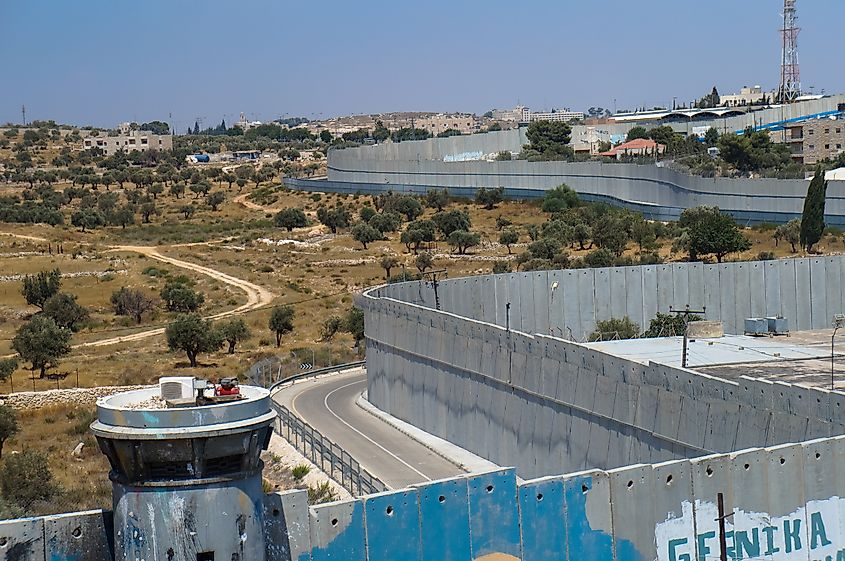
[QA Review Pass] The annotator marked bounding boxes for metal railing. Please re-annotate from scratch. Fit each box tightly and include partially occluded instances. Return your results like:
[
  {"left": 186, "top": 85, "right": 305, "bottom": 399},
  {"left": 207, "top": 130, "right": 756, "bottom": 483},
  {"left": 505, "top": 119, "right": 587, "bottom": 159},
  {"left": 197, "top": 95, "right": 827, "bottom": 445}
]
[
  {"left": 272, "top": 401, "right": 386, "bottom": 496},
  {"left": 268, "top": 360, "right": 383, "bottom": 496},
  {"left": 268, "top": 360, "right": 365, "bottom": 393}
]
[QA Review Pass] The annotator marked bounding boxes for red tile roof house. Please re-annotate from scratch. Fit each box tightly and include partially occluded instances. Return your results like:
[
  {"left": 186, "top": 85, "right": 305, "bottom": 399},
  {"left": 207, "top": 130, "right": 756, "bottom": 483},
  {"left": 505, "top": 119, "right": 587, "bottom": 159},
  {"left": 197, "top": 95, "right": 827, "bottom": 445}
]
[{"left": 599, "top": 138, "right": 666, "bottom": 160}]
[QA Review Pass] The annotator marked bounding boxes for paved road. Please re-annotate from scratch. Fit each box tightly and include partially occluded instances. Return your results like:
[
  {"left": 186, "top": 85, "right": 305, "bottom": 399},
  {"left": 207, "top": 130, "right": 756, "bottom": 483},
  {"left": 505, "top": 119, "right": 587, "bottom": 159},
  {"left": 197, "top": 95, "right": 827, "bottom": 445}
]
[{"left": 272, "top": 368, "right": 465, "bottom": 489}]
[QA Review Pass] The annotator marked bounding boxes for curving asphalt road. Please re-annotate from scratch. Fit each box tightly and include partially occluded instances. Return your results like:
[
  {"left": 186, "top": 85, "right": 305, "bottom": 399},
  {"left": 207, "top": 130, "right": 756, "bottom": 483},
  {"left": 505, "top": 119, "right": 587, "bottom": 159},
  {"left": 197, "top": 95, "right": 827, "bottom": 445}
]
[{"left": 272, "top": 368, "right": 465, "bottom": 489}]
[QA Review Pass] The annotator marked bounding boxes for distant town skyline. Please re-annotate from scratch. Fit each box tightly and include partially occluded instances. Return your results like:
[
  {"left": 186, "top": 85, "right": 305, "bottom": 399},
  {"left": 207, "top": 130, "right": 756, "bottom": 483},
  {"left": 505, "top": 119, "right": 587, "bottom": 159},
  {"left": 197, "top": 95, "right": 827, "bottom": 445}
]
[{"left": 1, "top": 0, "right": 843, "bottom": 129}]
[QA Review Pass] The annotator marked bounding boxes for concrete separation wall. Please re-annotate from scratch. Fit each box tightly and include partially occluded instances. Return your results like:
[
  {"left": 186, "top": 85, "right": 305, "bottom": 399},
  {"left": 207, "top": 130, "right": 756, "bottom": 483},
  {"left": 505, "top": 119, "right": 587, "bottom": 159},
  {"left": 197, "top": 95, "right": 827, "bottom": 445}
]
[
  {"left": 10, "top": 444, "right": 845, "bottom": 561},
  {"left": 361, "top": 291, "right": 845, "bottom": 477},
  {"left": 296, "top": 105, "right": 845, "bottom": 225},
  {"left": 317, "top": 156, "right": 845, "bottom": 225},
  {"left": 369, "top": 255, "right": 845, "bottom": 342},
  {"left": 329, "top": 94, "right": 845, "bottom": 163}
]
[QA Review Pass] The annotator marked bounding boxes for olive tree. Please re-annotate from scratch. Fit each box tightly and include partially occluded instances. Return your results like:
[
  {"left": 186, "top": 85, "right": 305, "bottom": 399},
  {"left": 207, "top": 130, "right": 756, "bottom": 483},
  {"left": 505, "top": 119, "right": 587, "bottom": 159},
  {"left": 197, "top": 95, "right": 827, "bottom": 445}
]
[
  {"left": 21, "top": 268, "right": 61, "bottom": 310},
  {"left": 269, "top": 305, "right": 295, "bottom": 347},
  {"left": 218, "top": 318, "right": 251, "bottom": 354},
  {"left": 165, "top": 314, "right": 224, "bottom": 367},
  {"left": 11, "top": 316, "right": 72, "bottom": 378}
]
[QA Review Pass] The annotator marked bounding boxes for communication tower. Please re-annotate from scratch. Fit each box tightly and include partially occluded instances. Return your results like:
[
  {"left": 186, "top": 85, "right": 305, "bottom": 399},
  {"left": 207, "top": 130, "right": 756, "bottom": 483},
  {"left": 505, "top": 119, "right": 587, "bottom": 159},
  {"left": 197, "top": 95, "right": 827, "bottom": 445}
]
[{"left": 777, "top": 0, "right": 801, "bottom": 102}]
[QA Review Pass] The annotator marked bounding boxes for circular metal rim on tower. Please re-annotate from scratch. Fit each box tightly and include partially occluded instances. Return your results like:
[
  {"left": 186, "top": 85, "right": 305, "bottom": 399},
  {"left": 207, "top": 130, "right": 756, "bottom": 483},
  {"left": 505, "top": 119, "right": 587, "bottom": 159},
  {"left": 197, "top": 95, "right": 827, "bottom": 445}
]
[
  {"left": 94, "top": 385, "right": 273, "bottom": 431},
  {"left": 90, "top": 411, "right": 277, "bottom": 439}
]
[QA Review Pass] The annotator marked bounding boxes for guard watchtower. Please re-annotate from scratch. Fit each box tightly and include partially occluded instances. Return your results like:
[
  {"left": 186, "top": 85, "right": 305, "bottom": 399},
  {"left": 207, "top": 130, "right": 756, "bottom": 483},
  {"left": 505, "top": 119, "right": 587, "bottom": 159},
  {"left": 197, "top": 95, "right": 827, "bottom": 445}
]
[{"left": 91, "top": 378, "right": 275, "bottom": 561}]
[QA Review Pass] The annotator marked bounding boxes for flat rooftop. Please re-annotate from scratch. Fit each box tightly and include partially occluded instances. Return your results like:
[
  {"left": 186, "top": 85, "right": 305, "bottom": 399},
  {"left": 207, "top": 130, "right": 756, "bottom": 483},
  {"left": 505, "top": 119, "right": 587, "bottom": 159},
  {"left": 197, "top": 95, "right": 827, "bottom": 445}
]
[{"left": 585, "top": 329, "right": 845, "bottom": 390}]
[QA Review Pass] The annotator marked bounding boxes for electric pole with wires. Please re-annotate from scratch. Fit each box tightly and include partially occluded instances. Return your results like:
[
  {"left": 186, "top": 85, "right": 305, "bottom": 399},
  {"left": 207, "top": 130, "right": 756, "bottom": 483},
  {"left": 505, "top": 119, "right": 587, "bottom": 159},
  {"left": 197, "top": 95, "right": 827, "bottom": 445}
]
[{"left": 670, "top": 305, "right": 706, "bottom": 368}]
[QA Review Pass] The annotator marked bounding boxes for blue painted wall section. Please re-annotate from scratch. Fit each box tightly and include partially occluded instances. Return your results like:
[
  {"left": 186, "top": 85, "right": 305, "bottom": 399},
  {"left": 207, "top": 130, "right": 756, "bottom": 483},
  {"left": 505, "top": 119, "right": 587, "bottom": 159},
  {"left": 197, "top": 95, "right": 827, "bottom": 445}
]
[
  {"left": 466, "top": 469, "right": 522, "bottom": 560},
  {"left": 518, "top": 476, "right": 566, "bottom": 561},
  {"left": 363, "top": 489, "right": 422, "bottom": 561},
  {"left": 562, "top": 471, "right": 615, "bottom": 561},
  {"left": 414, "top": 477, "right": 472, "bottom": 561},
  {"left": 8, "top": 440, "right": 845, "bottom": 561},
  {"left": 309, "top": 499, "right": 367, "bottom": 561}
]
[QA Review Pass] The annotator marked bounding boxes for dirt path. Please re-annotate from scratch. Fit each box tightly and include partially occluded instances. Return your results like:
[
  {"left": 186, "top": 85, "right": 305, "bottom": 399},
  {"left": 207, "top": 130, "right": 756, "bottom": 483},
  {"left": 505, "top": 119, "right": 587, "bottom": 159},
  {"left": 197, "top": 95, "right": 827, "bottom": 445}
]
[
  {"left": 0, "top": 232, "right": 49, "bottom": 243},
  {"left": 75, "top": 246, "right": 275, "bottom": 348},
  {"left": 234, "top": 192, "right": 267, "bottom": 211}
]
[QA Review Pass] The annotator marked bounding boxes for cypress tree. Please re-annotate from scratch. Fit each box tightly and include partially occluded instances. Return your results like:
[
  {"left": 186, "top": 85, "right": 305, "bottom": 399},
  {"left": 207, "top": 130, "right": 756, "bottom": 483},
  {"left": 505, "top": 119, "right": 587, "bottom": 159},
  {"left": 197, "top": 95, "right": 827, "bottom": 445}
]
[{"left": 800, "top": 167, "right": 827, "bottom": 253}]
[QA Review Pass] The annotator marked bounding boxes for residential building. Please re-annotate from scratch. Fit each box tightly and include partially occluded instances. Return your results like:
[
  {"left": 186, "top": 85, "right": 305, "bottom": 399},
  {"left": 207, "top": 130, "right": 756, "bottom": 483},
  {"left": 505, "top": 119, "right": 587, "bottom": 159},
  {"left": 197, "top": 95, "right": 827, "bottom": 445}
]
[
  {"left": 720, "top": 85, "right": 770, "bottom": 107},
  {"left": 490, "top": 105, "right": 529, "bottom": 123},
  {"left": 528, "top": 108, "right": 585, "bottom": 123},
  {"left": 784, "top": 117, "right": 845, "bottom": 165},
  {"left": 414, "top": 114, "right": 480, "bottom": 135},
  {"left": 598, "top": 138, "right": 665, "bottom": 160},
  {"left": 81, "top": 128, "right": 172, "bottom": 156},
  {"left": 571, "top": 126, "right": 613, "bottom": 155}
]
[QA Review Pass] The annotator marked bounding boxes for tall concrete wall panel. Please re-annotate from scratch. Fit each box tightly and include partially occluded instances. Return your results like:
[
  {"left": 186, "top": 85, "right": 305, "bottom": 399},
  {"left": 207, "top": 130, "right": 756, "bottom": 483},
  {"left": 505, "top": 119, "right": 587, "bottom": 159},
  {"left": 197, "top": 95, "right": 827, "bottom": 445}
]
[
  {"left": 362, "top": 258, "right": 845, "bottom": 477},
  {"left": 363, "top": 489, "right": 422, "bottom": 561},
  {"left": 377, "top": 254, "right": 845, "bottom": 340},
  {"left": 43, "top": 510, "right": 112, "bottom": 561},
  {"left": 309, "top": 499, "right": 366, "bottom": 561},
  {"left": 316, "top": 108, "right": 845, "bottom": 224},
  {"left": 0, "top": 516, "right": 45, "bottom": 561}
]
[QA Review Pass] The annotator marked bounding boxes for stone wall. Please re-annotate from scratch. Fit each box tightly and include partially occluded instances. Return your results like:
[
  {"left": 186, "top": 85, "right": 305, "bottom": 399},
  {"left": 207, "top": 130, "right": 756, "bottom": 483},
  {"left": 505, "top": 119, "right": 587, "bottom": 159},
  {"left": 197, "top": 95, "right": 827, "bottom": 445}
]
[{"left": 0, "top": 385, "right": 151, "bottom": 410}]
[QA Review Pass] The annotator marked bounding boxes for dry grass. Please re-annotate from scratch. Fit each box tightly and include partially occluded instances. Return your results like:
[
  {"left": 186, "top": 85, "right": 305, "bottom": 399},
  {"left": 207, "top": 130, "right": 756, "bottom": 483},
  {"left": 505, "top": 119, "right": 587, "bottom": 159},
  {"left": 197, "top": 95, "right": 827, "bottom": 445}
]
[
  {"left": 1, "top": 186, "right": 841, "bottom": 393},
  {"left": 1, "top": 180, "right": 844, "bottom": 513},
  {"left": 4, "top": 403, "right": 112, "bottom": 516}
]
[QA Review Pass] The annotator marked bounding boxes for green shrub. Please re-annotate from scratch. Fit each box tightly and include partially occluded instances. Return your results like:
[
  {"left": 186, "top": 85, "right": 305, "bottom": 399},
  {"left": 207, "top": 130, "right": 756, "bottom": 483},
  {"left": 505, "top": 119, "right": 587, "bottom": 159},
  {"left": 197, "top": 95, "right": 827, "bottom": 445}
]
[
  {"left": 142, "top": 266, "right": 168, "bottom": 277},
  {"left": 307, "top": 481, "right": 338, "bottom": 505},
  {"left": 292, "top": 464, "right": 311, "bottom": 481},
  {"left": 1, "top": 450, "right": 57, "bottom": 513},
  {"left": 589, "top": 316, "right": 639, "bottom": 341}
]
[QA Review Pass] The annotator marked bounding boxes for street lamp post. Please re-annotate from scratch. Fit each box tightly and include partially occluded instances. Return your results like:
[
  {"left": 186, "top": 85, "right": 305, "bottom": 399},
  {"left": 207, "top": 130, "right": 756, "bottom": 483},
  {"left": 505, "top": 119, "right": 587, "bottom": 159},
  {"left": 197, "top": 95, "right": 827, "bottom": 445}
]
[{"left": 832, "top": 315, "right": 845, "bottom": 389}]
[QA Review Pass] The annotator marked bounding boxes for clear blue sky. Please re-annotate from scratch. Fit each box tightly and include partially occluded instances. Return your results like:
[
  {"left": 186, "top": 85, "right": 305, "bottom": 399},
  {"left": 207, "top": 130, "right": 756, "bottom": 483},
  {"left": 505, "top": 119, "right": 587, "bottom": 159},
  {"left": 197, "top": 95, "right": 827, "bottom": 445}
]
[{"left": 1, "top": 0, "right": 842, "bottom": 129}]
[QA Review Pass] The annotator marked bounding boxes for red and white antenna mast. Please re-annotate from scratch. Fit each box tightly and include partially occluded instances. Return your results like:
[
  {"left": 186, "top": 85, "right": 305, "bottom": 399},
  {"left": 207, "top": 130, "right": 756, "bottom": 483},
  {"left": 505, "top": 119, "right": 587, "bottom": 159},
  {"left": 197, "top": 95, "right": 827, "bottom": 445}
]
[{"left": 778, "top": 0, "right": 801, "bottom": 103}]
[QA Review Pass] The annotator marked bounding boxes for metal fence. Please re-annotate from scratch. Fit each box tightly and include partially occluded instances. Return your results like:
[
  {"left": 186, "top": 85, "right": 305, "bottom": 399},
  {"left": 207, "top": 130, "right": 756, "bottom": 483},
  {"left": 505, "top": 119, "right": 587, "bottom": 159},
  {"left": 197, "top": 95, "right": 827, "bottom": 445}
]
[
  {"left": 272, "top": 401, "right": 386, "bottom": 496},
  {"left": 244, "top": 352, "right": 365, "bottom": 389},
  {"left": 267, "top": 360, "right": 365, "bottom": 393},
  {"left": 243, "top": 355, "right": 283, "bottom": 388}
]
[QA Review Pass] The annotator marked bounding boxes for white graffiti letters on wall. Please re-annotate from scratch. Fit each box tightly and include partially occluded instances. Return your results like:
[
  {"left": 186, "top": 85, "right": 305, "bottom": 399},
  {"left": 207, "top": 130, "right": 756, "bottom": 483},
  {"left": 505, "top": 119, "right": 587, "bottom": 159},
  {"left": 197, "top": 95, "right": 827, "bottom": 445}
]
[{"left": 657, "top": 498, "right": 844, "bottom": 561}]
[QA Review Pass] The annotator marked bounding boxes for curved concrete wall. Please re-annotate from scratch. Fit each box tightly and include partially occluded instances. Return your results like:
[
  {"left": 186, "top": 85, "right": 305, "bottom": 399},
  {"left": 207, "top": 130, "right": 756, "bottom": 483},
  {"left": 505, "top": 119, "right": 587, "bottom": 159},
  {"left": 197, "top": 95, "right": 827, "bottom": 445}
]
[
  {"left": 366, "top": 256, "right": 845, "bottom": 342},
  {"left": 360, "top": 256, "right": 845, "bottom": 479},
  {"left": 324, "top": 155, "right": 845, "bottom": 225},
  {"left": 317, "top": 98, "right": 845, "bottom": 225}
]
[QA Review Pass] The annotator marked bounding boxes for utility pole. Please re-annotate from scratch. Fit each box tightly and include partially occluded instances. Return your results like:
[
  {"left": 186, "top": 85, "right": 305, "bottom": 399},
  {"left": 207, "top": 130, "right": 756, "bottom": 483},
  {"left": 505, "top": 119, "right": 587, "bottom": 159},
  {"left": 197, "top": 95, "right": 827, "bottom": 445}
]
[
  {"left": 670, "top": 305, "right": 706, "bottom": 368},
  {"left": 716, "top": 492, "right": 733, "bottom": 561},
  {"left": 831, "top": 315, "right": 845, "bottom": 389},
  {"left": 421, "top": 268, "right": 448, "bottom": 311}
]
